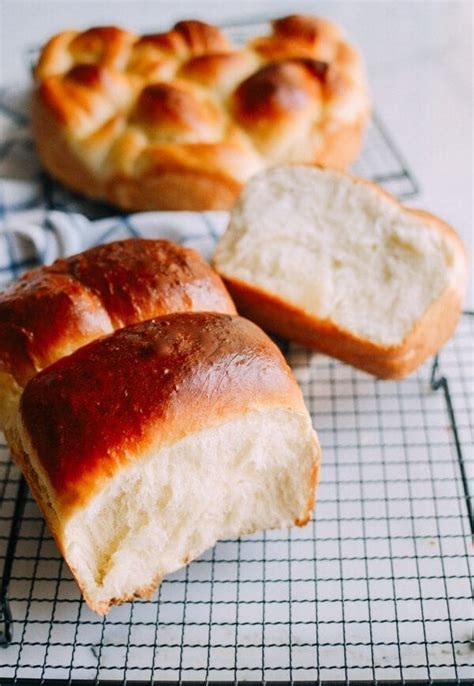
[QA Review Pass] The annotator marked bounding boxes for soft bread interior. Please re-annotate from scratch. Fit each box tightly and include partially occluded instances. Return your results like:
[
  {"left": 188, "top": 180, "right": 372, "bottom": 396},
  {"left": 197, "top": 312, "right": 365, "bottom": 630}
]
[
  {"left": 215, "top": 166, "right": 463, "bottom": 346},
  {"left": 20, "top": 407, "right": 318, "bottom": 613}
]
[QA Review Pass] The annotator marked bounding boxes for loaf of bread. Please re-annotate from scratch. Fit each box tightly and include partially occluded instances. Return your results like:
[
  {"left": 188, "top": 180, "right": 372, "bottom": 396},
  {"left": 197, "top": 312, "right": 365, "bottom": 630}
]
[
  {"left": 0, "top": 238, "right": 235, "bottom": 437},
  {"left": 32, "top": 15, "right": 369, "bottom": 210},
  {"left": 213, "top": 166, "right": 467, "bottom": 378},
  {"left": 15, "top": 312, "right": 320, "bottom": 614}
]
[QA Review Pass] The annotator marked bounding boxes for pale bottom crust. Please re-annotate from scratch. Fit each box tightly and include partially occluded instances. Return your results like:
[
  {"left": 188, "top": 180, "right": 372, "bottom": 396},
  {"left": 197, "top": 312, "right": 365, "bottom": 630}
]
[
  {"left": 221, "top": 276, "right": 463, "bottom": 379},
  {"left": 32, "top": 93, "right": 367, "bottom": 211}
]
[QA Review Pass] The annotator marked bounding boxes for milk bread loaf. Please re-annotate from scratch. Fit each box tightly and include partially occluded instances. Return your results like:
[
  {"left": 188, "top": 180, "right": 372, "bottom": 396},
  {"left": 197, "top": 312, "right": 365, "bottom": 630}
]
[{"left": 16, "top": 312, "right": 320, "bottom": 614}]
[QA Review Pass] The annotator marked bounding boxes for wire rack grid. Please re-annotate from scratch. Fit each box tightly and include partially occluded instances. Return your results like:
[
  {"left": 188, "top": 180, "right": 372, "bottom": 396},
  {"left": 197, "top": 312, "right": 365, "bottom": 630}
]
[
  {"left": 0, "top": 315, "right": 472, "bottom": 683},
  {"left": 0, "top": 15, "right": 472, "bottom": 686}
]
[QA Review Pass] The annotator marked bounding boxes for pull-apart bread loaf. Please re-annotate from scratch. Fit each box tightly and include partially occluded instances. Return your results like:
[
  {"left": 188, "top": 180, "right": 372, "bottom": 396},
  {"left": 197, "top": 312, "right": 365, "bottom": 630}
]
[
  {"left": 0, "top": 238, "right": 235, "bottom": 439},
  {"left": 32, "top": 15, "right": 369, "bottom": 210},
  {"left": 214, "top": 166, "right": 467, "bottom": 379},
  {"left": 16, "top": 312, "right": 320, "bottom": 614}
]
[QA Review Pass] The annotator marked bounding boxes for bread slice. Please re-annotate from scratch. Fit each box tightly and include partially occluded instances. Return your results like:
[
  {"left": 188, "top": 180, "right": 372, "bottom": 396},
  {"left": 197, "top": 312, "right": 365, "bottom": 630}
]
[
  {"left": 16, "top": 312, "right": 319, "bottom": 614},
  {"left": 213, "top": 166, "right": 467, "bottom": 378}
]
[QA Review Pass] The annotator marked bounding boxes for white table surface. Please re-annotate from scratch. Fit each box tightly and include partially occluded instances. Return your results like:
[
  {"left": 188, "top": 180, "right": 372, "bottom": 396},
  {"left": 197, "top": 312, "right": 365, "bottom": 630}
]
[{"left": 0, "top": 0, "right": 472, "bottom": 305}]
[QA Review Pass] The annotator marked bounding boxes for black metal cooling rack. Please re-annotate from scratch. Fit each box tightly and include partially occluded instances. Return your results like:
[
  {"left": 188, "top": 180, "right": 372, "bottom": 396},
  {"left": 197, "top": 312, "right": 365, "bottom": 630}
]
[
  {"left": 1, "top": 15, "right": 472, "bottom": 685},
  {"left": 0, "top": 314, "right": 472, "bottom": 683}
]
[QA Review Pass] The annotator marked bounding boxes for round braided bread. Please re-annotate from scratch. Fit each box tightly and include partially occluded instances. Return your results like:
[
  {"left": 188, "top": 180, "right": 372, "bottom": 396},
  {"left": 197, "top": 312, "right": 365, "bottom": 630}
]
[{"left": 32, "top": 15, "right": 370, "bottom": 210}]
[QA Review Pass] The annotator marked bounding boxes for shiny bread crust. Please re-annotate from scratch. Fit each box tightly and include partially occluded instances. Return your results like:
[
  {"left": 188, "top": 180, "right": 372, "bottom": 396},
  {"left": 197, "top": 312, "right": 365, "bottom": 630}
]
[
  {"left": 0, "top": 238, "right": 235, "bottom": 388},
  {"left": 18, "top": 313, "right": 312, "bottom": 515},
  {"left": 32, "top": 16, "right": 370, "bottom": 210}
]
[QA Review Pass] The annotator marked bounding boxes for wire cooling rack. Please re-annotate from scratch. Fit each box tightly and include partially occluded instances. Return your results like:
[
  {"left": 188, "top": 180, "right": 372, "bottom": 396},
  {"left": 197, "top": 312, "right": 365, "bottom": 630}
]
[
  {"left": 0, "top": 314, "right": 472, "bottom": 683},
  {"left": 1, "top": 15, "right": 471, "bottom": 686}
]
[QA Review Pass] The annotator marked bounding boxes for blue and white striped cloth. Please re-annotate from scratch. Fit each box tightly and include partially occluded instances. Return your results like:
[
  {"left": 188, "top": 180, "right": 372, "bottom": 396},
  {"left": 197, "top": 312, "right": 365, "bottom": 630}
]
[{"left": 0, "top": 86, "right": 228, "bottom": 287}]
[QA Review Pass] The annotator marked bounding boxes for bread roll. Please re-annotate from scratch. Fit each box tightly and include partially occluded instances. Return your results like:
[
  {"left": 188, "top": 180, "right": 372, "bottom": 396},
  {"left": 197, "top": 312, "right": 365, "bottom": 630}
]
[
  {"left": 0, "top": 239, "right": 235, "bottom": 436},
  {"left": 16, "top": 312, "right": 320, "bottom": 614},
  {"left": 213, "top": 166, "right": 467, "bottom": 378},
  {"left": 32, "top": 16, "right": 369, "bottom": 210}
]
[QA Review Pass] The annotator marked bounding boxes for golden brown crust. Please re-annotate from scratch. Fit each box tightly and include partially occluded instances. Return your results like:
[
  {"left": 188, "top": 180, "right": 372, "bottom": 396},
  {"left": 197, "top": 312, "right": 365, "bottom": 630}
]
[
  {"left": 233, "top": 59, "right": 325, "bottom": 127},
  {"left": 251, "top": 15, "right": 342, "bottom": 61},
  {"left": 106, "top": 141, "right": 259, "bottom": 211},
  {"left": 107, "top": 167, "right": 241, "bottom": 212},
  {"left": 137, "top": 20, "right": 231, "bottom": 59},
  {"left": 19, "top": 313, "right": 306, "bottom": 513},
  {"left": 178, "top": 51, "right": 257, "bottom": 92},
  {"left": 220, "top": 276, "right": 463, "bottom": 379},
  {"left": 215, "top": 169, "right": 467, "bottom": 379},
  {"left": 295, "top": 458, "right": 320, "bottom": 527},
  {"left": 8, "top": 436, "right": 106, "bottom": 612},
  {"left": 130, "top": 81, "right": 223, "bottom": 141},
  {"left": 31, "top": 92, "right": 106, "bottom": 201},
  {"left": 0, "top": 239, "right": 235, "bottom": 388},
  {"left": 14, "top": 415, "right": 168, "bottom": 615},
  {"left": 314, "top": 116, "right": 367, "bottom": 169},
  {"left": 32, "top": 16, "right": 370, "bottom": 210}
]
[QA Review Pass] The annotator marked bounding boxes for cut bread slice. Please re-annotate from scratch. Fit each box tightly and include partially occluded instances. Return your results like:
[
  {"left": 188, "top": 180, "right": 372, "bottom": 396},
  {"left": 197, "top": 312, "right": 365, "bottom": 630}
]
[{"left": 213, "top": 166, "right": 467, "bottom": 378}]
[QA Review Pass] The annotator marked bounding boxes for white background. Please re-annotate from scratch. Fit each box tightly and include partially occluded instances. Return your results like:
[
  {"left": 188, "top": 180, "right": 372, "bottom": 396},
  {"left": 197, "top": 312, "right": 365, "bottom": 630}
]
[{"left": 0, "top": 0, "right": 472, "bottom": 303}]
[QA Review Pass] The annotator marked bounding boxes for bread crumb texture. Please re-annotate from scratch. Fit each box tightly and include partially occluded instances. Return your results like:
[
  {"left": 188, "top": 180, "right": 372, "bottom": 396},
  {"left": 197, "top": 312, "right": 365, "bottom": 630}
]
[
  {"left": 63, "top": 409, "right": 315, "bottom": 612},
  {"left": 215, "top": 166, "right": 464, "bottom": 346}
]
